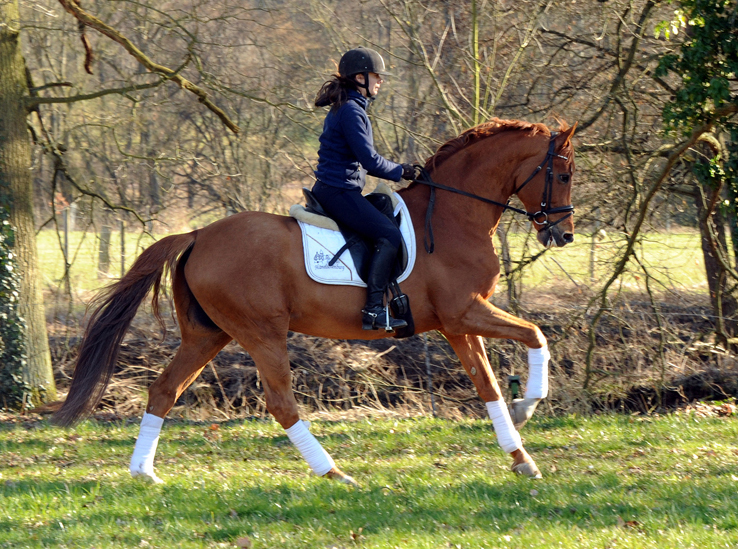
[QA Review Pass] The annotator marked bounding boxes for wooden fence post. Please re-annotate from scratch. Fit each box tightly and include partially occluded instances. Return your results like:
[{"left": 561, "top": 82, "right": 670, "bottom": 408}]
[
  {"left": 120, "top": 220, "right": 126, "bottom": 278},
  {"left": 590, "top": 218, "right": 600, "bottom": 283},
  {"left": 63, "top": 208, "right": 70, "bottom": 295},
  {"left": 98, "top": 225, "right": 111, "bottom": 278}
]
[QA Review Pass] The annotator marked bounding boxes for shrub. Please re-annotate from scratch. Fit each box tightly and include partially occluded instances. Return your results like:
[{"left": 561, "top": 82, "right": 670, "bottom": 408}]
[{"left": 0, "top": 212, "right": 30, "bottom": 410}]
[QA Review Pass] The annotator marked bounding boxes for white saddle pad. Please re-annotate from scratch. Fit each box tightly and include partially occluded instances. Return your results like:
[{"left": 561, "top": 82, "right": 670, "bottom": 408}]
[{"left": 296, "top": 193, "right": 416, "bottom": 287}]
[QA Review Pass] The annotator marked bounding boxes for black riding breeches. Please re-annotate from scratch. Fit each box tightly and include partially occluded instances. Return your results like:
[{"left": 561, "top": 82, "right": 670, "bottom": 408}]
[{"left": 312, "top": 181, "right": 402, "bottom": 250}]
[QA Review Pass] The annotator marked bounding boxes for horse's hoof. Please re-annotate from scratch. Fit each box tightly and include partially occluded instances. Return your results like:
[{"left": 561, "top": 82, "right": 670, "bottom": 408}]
[
  {"left": 323, "top": 467, "right": 360, "bottom": 487},
  {"left": 130, "top": 470, "right": 164, "bottom": 484},
  {"left": 509, "top": 398, "right": 541, "bottom": 430},
  {"left": 511, "top": 461, "right": 542, "bottom": 479}
]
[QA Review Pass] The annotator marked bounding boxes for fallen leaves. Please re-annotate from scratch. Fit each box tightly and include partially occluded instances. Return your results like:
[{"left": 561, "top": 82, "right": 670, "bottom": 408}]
[
  {"left": 674, "top": 400, "right": 736, "bottom": 418},
  {"left": 617, "top": 516, "right": 643, "bottom": 532}
]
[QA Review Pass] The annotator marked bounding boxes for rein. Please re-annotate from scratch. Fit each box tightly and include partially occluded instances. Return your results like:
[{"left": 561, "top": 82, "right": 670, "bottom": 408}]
[{"left": 412, "top": 133, "right": 574, "bottom": 253}]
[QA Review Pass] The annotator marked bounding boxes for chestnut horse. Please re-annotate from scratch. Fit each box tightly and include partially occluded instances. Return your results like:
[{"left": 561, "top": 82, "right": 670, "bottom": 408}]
[{"left": 54, "top": 118, "right": 576, "bottom": 485}]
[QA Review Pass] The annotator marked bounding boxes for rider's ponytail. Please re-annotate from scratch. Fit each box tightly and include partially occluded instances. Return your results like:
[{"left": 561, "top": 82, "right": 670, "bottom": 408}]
[{"left": 314, "top": 75, "right": 360, "bottom": 110}]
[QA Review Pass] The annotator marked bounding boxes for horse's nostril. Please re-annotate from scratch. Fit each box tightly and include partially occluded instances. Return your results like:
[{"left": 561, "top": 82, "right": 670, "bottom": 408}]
[{"left": 563, "top": 233, "right": 574, "bottom": 244}]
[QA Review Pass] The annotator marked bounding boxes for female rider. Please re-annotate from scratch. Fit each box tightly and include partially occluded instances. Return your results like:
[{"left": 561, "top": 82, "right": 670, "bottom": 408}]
[{"left": 312, "top": 47, "right": 415, "bottom": 332}]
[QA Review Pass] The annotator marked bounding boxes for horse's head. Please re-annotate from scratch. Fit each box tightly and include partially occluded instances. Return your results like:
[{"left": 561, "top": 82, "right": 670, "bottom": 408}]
[{"left": 514, "top": 124, "right": 576, "bottom": 248}]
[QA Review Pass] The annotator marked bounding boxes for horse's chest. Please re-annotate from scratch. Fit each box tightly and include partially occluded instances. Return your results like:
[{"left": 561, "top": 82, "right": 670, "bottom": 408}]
[{"left": 444, "top": 252, "right": 500, "bottom": 296}]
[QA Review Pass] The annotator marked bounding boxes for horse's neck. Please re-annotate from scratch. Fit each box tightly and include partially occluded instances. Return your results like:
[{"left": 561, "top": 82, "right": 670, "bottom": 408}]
[{"left": 403, "top": 148, "right": 518, "bottom": 240}]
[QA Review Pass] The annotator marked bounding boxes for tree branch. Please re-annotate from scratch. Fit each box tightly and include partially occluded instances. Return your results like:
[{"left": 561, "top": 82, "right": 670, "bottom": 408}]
[
  {"left": 540, "top": 28, "right": 677, "bottom": 96},
  {"left": 30, "top": 82, "right": 73, "bottom": 93},
  {"left": 56, "top": 0, "right": 239, "bottom": 134},
  {"left": 26, "top": 79, "right": 164, "bottom": 109},
  {"left": 34, "top": 107, "right": 150, "bottom": 225},
  {"left": 577, "top": 0, "right": 657, "bottom": 133},
  {"left": 583, "top": 101, "right": 738, "bottom": 390}
]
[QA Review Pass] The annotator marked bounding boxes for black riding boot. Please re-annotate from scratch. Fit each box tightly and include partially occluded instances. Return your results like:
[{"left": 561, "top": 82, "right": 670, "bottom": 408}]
[{"left": 362, "top": 238, "right": 408, "bottom": 332}]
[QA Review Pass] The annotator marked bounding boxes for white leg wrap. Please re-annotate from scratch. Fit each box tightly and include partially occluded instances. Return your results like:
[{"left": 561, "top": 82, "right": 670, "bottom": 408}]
[
  {"left": 526, "top": 345, "right": 550, "bottom": 399},
  {"left": 285, "top": 420, "right": 335, "bottom": 476},
  {"left": 486, "top": 400, "right": 522, "bottom": 453},
  {"left": 130, "top": 412, "right": 164, "bottom": 478}
]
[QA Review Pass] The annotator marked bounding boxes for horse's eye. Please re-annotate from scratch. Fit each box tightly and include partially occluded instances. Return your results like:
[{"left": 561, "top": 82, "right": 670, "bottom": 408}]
[{"left": 558, "top": 174, "right": 570, "bottom": 184}]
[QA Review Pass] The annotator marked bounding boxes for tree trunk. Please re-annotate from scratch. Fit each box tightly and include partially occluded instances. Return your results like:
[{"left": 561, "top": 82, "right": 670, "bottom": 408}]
[
  {"left": 0, "top": 0, "right": 56, "bottom": 404},
  {"left": 726, "top": 183, "right": 738, "bottom": 270},
  {"left": 694, "top": 183, "right": 738, "bottom": 340}
]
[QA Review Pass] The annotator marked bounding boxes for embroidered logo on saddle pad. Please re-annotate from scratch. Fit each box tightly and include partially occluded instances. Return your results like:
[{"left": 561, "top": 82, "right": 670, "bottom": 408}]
[{"left": 291, "top": 186, "right": 417, "bottom": 287}]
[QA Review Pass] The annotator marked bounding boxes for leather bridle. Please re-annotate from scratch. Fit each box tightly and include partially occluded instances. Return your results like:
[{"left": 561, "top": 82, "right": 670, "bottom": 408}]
[{"left": 412, "top": 133, "right": 574, "bottom": 253}]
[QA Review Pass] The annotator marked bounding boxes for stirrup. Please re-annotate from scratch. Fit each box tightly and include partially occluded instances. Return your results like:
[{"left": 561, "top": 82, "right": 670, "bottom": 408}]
[{"left": 361, "top": 306, "right": 407, "bottom": 332}]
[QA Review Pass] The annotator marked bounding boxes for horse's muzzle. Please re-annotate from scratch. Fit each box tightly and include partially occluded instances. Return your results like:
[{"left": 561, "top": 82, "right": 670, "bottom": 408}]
[{"left": 538, "top": 225, "right": 574, "bottom": 248}]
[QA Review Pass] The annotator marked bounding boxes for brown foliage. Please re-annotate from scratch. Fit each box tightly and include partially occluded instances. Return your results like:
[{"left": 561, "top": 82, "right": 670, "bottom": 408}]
[{"left": 49, "top": 291, "right": 738, "bottom": 421}]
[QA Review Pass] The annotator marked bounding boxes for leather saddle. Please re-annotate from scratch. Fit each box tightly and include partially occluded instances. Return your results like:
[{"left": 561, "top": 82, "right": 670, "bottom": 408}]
[
  {"left": 301, "top": 188, "right": 408, "bottom": 283},
  {"left": 301, "top": 187, "right": 414, "bottom": 338}
]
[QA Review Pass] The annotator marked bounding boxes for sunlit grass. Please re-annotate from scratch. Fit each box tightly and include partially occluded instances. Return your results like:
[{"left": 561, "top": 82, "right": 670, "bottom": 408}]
[
  {"left": 520, "top": 231, "right": 708, "bottom": 295},
  {"left": 37, "top": 228, "right": 709, "bottom": 299},
  {"left": 37, "top": 228, "right": 158, "bottom": 296},
  {"left": 1, "top": 414, "right": 737, "bottom": 548}
]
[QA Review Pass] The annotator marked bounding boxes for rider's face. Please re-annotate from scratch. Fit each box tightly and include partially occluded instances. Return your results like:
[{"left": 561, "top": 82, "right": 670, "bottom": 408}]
[
  {"left": 356, "top": 72, "right": 384, "bottom": 97},
  {"left": 368, "top": 72, "right": 384, "bottom": 96}
]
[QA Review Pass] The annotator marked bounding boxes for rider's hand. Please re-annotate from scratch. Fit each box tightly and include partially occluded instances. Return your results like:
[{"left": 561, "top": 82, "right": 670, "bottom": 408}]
[{"left": 401, "top": 163, "right": 416, "bottom": 180}]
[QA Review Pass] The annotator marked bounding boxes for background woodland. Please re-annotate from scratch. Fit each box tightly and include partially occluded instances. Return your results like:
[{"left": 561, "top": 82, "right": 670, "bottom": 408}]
[{"left": 1, "top": 0, "right": 737, "bottom": 416}]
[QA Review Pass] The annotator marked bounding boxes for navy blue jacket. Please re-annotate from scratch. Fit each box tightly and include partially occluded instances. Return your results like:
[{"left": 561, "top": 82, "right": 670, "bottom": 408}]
[{"left": 314, "top": 90, "right": 403, "bottom": 190}]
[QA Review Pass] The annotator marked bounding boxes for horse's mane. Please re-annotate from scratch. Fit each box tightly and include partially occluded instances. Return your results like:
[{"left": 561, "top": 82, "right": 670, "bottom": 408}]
[{"left": 423, "top": 118, "right": 556, "bottom": 172}]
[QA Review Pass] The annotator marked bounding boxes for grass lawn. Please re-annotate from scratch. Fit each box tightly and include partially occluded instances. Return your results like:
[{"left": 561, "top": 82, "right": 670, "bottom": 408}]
[{"left": 1, "top": 413, "right": 736, "bottom": 548}]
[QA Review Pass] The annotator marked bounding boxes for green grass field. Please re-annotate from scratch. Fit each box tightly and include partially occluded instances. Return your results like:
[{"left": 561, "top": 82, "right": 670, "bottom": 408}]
[
  {"left": 37, "top": 228, "right": 709, "bottom": 298},
  {"left": 2, "top": 413, "right": 736, "bottom": 548}
]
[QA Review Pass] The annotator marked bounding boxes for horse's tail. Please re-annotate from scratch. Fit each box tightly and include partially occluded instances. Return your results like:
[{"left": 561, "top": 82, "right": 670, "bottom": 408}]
[{"left": 52, "top": 232, "right": 197, "bottom": 426}]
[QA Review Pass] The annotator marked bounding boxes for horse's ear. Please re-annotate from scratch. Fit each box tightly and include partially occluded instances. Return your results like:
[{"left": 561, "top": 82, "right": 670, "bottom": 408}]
[{"left": 556, "top": 122, "right": 577, "bottom": 149}]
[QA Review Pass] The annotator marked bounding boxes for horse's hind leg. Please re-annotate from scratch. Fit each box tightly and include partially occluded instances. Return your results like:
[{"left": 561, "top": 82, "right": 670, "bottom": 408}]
[
  {"left": 129, "top": 261, "right": 232, "bottom": 483},
  {"left": 444, "top": 333, "right": 542, "bottom": 479},
  {"left": 129, "top": 328, "right": 232, "bottom": 483},
  {"left": 242, "top": 335, "right": 358, "bottom": 486}
]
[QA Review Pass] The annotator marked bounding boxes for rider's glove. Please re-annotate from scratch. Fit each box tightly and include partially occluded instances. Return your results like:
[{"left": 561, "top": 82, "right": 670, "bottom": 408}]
[{"left": 401, "top": 164, "right": 416, "bottom": 180}]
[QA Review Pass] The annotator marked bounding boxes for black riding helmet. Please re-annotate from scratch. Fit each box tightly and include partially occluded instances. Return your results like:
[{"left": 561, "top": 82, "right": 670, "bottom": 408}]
[{"left": 338, "top": 47, "right": 392, "bottom": 98}]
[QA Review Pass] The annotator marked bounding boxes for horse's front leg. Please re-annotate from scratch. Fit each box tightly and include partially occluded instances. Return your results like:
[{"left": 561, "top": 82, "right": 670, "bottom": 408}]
[
  {"left": 443, "top": 333, "right": 542, "bottom": 478},
  {"left": 445, "top": 296, "right": 551, "bottom": 430}
]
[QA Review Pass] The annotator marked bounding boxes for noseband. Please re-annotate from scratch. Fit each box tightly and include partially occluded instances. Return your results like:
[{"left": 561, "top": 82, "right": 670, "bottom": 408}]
[{"left": 412, "top": 133, "right": 574, "bottom": 253}]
